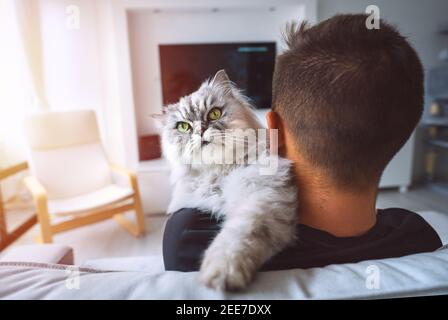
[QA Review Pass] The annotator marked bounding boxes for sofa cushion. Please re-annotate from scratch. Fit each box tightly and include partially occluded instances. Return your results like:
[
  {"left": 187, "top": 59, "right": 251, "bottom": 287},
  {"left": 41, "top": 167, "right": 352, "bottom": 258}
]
[
  {"left": 81, "top": 256, "right": 164, "bottom": 273},
  {"left": 1, "top": 247, "right": 447, "bottom": 299}
]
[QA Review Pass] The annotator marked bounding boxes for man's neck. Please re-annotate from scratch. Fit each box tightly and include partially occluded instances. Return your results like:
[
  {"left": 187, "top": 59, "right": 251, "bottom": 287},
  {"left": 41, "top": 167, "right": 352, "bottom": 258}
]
[
  {"left": 295, "top": 176, "right": 378, "bottom": 238},
  {"left": 279, "top": 132, "right": 378, "bottom": 237}
]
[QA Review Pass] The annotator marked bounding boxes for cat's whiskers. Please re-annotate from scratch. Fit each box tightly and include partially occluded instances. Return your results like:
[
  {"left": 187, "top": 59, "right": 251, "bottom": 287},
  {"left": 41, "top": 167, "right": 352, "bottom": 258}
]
[{"left": 207, "top": 133, "right": 250, "bottom": 143}]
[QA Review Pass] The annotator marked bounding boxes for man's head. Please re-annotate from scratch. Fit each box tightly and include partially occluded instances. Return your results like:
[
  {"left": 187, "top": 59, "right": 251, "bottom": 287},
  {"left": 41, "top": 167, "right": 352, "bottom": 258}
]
[{"left": 267, "top": 14, "right": 424, "bottom": 190}]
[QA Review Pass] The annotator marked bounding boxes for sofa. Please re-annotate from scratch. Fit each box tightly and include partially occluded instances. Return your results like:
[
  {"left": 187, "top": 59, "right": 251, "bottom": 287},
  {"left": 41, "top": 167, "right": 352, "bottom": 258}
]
[
  {"left": 1, "top": 241, "right": 447, "bottom": 299},
  {"left": 1, "top": 210, "right": 447, "bottom": 300}
]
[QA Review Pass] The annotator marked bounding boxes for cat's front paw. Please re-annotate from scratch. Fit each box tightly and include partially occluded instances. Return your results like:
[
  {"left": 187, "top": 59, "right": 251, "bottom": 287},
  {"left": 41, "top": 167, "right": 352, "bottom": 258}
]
[{"left": 199, "top": 251, "right": 254, "bottom": 291}]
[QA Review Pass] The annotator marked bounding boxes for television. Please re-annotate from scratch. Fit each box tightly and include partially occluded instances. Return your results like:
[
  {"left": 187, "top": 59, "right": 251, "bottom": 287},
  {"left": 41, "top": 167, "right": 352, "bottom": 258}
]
[{"left": 159, "top": 42, "right": 276, "bottom": 109}]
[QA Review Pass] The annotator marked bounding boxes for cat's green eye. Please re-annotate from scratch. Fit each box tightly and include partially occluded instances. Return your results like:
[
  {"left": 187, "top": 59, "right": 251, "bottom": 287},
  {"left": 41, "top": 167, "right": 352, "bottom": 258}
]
[
  {"left": 176, "top": 121, "right": 191, "bottom": 133},
  {"left": 208, "top": 107, "right": 222, "bottom": 121}
]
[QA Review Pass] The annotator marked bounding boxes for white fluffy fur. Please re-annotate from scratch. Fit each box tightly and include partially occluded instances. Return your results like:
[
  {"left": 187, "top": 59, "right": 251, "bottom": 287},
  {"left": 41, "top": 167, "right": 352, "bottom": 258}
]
[{"left": 156, "top": 70, "right": 298, "bottom": 291}]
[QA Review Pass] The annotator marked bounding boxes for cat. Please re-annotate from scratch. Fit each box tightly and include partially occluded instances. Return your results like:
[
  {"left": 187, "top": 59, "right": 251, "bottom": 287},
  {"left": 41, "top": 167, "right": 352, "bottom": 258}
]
[{"left": 154, "top": 70, "right": 298, "bottom": 291}]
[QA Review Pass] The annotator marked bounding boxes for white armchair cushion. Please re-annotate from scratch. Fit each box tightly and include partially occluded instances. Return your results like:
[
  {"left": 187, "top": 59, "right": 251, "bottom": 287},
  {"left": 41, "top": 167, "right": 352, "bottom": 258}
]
[
  {"left": 30, "top": 143, "right": 113, "bottom": 199},
  {"left": 24, "top": 110, "right": 101, "bottom": 150},
  {"left": 24, "top": 110, "right": 115, "bottom": 199},
  {"left": 48, "top": 184, "right": 134, "bottom": 216}
]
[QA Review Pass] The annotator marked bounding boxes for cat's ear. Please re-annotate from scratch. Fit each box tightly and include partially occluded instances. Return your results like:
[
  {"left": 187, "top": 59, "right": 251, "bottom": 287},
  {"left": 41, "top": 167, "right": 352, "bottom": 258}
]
[
  {"left": 211, "top": 69, "right": 230, "bottom": 86},
  {"left": 151, "top": 113, "right": 164, "bottom": 122},
  {"left": 151, "top": 108, "right": 168, "bottom": 129}
]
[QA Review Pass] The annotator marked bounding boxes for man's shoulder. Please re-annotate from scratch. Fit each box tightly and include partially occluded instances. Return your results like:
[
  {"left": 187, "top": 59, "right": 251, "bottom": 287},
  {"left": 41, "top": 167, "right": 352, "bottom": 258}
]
[
  {"left": 378, "top": 207, "right": 432, "bottom": 226},
  {"left": 377, "top": 207, "right": 442, "bottom": 247}
]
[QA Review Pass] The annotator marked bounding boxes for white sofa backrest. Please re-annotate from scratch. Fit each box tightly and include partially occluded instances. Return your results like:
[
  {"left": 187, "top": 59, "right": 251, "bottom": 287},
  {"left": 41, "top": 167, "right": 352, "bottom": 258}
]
[
  {"left": 1, "top": 247, "right": 447, "bottom": 299},
  {"left": 24, "top": 110, "right": 112, "bottom": 199}
]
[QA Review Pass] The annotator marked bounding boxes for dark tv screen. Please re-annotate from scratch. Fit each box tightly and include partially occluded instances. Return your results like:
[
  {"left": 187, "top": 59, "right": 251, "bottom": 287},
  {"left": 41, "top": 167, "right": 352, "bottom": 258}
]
[{"left": 159, "top": 42, "right": 276, "bottom": 109}]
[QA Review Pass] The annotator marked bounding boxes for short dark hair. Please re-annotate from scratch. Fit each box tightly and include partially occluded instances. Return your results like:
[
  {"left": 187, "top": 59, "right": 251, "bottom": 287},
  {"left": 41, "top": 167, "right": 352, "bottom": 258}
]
[{"left": 272, "top": 14, "right": 424, "bottom": 189}]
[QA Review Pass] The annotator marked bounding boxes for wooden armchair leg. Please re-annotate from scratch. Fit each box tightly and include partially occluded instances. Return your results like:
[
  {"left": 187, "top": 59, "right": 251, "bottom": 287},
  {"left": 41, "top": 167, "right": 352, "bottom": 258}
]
[
  {"left": 113, "top": 196, "right": 146, "bottom": 238},
  {"left": 35, "top": 201, "right": 53, "bottom": 244},
  {"left": 114, "top": 212, "right": 143, "bottom": 238},
  {"left": 109, "top": 164, "right": 146, "bottom": 237},
  {"left": 133, "top": 194, "right": 146, "bottom": 236}
]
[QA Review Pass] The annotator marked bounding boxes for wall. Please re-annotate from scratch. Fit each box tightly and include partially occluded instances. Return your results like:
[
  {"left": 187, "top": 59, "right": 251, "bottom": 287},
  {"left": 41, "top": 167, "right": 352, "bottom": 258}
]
[
  {"left": 317, "top": 0, "right": 448, "bottom": 183},
  {"left": 318, "top": 0, "right": 448, "bottom": 81},
  {"left": 127, "top": 2, "right": 309, "bottom": 136}
]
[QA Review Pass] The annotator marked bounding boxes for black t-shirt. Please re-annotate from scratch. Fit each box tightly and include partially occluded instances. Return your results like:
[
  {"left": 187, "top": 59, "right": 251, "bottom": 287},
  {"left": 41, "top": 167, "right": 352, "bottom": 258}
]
[{"left": 163, "top": 208, "right": 442, "bottom": 272}]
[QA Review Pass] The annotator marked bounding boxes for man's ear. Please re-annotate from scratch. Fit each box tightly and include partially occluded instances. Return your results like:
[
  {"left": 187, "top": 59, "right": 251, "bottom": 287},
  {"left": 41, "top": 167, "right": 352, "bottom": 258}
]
[{"left": 266, "top": 110, "right": 286, "bottom": 149}]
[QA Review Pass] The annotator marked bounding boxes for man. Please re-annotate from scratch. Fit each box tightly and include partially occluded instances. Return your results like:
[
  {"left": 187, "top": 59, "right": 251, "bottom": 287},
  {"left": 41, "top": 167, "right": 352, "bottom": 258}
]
[{"left": 163, "top": 14, "right": 442, "bottom": 272}]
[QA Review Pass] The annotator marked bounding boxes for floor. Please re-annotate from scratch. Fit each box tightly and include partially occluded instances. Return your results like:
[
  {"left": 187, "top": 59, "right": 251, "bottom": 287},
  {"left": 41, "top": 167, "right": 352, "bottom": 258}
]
[
  {"left": 2, "top": 186, "right": 447, "bottom": 264},
  {"left": 376, "top": 187, "right": 448, "bottom": 213}
]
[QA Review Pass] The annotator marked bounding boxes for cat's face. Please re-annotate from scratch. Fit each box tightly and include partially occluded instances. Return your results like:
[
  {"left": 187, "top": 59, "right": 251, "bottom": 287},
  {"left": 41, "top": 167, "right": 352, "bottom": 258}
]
[{"left": 156, "top": 70, "right": 263, "bottom": 167}]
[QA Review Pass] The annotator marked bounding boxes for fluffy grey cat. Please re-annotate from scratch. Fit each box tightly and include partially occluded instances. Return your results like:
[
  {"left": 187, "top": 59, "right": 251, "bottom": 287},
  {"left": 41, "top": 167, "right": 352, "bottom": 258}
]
[{"left": 155, "top": 70, "right": 297, "bottom": 291}]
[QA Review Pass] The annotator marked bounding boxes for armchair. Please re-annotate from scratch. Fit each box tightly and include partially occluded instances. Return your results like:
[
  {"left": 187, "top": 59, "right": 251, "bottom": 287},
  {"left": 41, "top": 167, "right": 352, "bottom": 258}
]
[{"left": 23, "top": 110, "right": 145, "bottom": 243}]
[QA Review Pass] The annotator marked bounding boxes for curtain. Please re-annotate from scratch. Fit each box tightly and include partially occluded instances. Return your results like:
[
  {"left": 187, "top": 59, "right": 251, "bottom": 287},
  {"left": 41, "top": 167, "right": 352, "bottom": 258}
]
[
  {"left": 14, "top": 0, "right": 49, "bottom": 111},
  {"left": 0, "top": 0, "right": 45, "bottom": 203}
]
